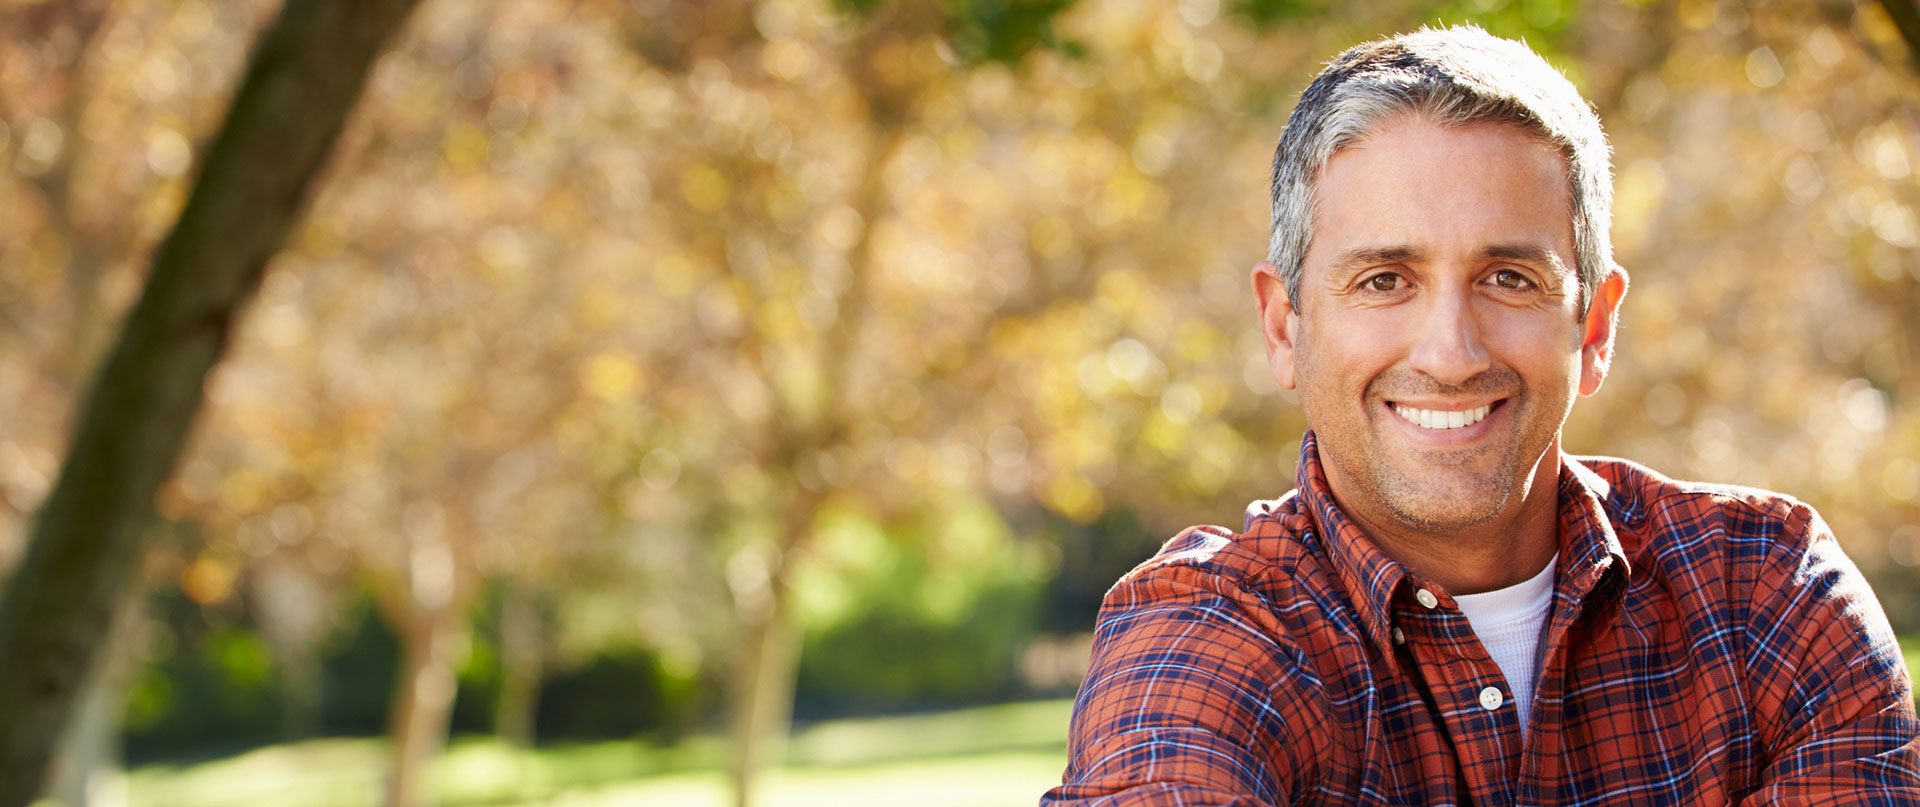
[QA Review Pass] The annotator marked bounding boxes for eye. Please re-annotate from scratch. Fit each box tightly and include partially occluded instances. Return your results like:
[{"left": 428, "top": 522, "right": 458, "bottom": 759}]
[
  {"left": 1488, "top": 268, "right": 1534, "bottom": 290},
  {"left": 1362, "top": 272, "right": 1405, "bottom": 292}
]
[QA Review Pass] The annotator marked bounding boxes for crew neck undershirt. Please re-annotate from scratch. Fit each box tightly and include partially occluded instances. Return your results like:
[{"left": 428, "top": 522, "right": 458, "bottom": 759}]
[{"left": 1450, "top": 554, "right": 1557, "bottom": 738}]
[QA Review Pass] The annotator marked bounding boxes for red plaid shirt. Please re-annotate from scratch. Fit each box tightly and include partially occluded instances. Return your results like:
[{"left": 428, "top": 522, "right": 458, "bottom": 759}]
[{"left": 1046, "top": 431, "right": 1920, "bottom": 806}]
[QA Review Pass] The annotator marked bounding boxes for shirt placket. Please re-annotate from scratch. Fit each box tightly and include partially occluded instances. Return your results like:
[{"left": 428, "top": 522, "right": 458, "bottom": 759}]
[
  {"left": 1395, "top": 579, "right": 1525, "bottom": 806},
  {"left": 1518, "top": 557, "right": 1622, "bottom": 806}
]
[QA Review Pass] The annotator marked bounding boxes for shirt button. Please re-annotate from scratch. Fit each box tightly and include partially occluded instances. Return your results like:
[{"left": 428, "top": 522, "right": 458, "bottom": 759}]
[
  {"left": 1479, "top": 687, "right": 1504, "bottom": 711},
  {"left": 1391, "top": 627, "right": 1406, "bottom": 645},
  {"left": 1415, "top": 588, "right": 1439, "bottom": 609}
]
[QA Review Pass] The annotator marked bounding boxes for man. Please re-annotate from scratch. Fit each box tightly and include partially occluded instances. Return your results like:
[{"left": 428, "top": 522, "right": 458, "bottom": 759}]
[{"left": 1044, "top": 26, "right": 1920, "bottom": 806}]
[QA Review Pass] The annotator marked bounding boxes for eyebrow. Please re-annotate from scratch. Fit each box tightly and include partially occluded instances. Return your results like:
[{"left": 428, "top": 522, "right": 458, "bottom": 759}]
[
  {"left": 1478, "top": 243, "right": 1566, "bottom": 270},
  {"left": 1327, "top": 243, "right": 1571, "bottom": 277},
  {"left": 1328, "top": 246, "right": 1422, "bottom": 275}
]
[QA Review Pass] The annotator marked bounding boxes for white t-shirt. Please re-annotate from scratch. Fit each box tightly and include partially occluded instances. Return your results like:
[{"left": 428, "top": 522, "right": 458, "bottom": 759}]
[{"left": 1452, "top": 555, "right": 1556, "bottom": 738}]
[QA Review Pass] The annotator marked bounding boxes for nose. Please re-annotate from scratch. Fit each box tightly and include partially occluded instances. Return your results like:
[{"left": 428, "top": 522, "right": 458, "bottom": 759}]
[{"left": 1406, "top": 287, "right": 1491, "bottom": 387}]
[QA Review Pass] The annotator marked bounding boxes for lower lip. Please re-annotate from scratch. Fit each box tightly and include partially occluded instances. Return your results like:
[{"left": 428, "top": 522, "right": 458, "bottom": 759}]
[{"left": 1383, "top": 401, "right": 1505, "bottom": 445}]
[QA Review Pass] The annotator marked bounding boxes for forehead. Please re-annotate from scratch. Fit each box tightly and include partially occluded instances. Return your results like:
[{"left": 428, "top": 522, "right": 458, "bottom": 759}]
[{"left": 1308, "top": 117, "right": 1575, "bottom": 263}]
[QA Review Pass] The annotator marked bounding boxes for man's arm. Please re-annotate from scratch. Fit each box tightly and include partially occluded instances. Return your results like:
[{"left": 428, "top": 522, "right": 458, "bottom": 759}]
[
  {"left": 1740, "top": 503, "right": 1920, "bottom": 804},
  {"left": 1043, "top": 540, "right": 1311, "bottom": 807}
]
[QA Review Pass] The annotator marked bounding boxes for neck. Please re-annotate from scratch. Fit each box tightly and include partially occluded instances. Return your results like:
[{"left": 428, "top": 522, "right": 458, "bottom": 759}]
[{"left": 1334, "top": 445, "right": 1562, "bottom": 596}]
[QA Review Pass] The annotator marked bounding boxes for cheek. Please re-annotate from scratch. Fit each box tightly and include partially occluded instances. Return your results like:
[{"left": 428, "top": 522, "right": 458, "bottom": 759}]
[
  {"left": 1308, "top": 313, "right": 1403, "bottom": 374},
  {"left": 1482, "top": 313, "right": 1585, "bottom": 382}
]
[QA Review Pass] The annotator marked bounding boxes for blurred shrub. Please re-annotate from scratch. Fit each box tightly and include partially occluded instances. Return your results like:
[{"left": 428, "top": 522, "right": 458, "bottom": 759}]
[
  {"left": 123, "top": 591, "right": 289, "bottom": 761},
  {"left": 790, "top": 496, "right": 1056, "bottom": 716},
  {"left": 535, "top": 648, "right": 704, "bottom": 743},
  {"left": 1036, "top": 509, "right": 1161, "bottom": 636},
  {"left": 125, "top": 585, "right": 709, "bottom": 759},
  {"left": 795, "top": 573, "right": 1042, "bottom": 717},
  {"left": 317, "top": 597, "right": 403, "bottom": 738}
]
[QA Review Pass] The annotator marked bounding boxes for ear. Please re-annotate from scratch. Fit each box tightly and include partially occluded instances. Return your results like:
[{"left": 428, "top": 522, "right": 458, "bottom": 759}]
[
  {"left": 1252, "top": 261, "right": 1300, "bottom": 390},
  {"left": 1578, "top": 266, "right": 1629, "bottom": 396}
]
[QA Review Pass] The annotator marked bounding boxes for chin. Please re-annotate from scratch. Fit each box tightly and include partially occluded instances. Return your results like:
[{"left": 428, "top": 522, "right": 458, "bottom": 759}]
[
  {"left": 1383, "top": 494, "right": 1509, "bottom": 533},
  {"left": 1377, "top": 474, "right": 1514, "bottom": 532}
]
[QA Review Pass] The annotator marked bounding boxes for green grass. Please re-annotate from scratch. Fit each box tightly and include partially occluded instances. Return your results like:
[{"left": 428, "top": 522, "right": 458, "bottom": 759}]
[
  {"left": 552, "top": 751, "right": 1065, "bottom": 807},
  {"left": 99, "top": 637, "right": 1920, "bottom": 806},
  {"left": 117, "top": 700, "right": 1074, "bottom": 807}
]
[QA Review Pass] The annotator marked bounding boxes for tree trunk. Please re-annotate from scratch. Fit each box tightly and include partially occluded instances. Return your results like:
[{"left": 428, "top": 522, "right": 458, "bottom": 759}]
[
  {"left": 0, "top": 1, "right": 420, "bottom": 804},
  {"left": 1878, "top": 0, "right": 1920, "bottom": 74},
  {"left": 385, "top": 610, "right": 463, "bottom": 807},
  {"left": 493, "top": 580, "right": 542, "bottom": 748},
  {"left": 46, "top": 586, "right": 142, "bottom": 807},
  {"left": 726, "top": 602, "right": 800, "bottom": 807},
  {"left": 253, "top": 560, "right": 331, "bottom": 741},
  {"left": 725, "top": 486, "right": 823, "bottom": 807},
  {"left": 280, "top": 647, "right": 323, "bottom": 743}
]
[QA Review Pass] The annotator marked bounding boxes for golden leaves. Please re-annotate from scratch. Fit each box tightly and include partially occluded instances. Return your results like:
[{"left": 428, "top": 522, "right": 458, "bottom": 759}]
[
  {"left": 680, "top": 163, "right": 731, "bottom": 212},
  {"left": 181, "top": 554, "right": 237, "bottom": 606},
  {"left": 582, "top": 351, "right": 643, "bottom": 402}
]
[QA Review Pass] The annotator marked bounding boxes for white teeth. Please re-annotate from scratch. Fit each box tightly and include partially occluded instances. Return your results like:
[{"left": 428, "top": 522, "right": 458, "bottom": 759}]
[{"left": 1394, "top": 403, "right": 1492, "bottom": 430}]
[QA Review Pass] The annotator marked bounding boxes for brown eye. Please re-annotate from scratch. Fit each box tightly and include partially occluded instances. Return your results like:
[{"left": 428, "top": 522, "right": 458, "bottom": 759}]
[
  {"left": 1364, "top": 273, "right": 1403, "bottom": 292},
  {"left": 1490, "top": 269, "right": 1533, "bottom": 289}
]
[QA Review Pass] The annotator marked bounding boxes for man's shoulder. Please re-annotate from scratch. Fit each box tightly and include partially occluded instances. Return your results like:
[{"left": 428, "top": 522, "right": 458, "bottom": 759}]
[
  {"left": 1573, "top": 454, "right": 1829, "bottom": 566},
  {"left": 1108, "top": 525, "right": 1267, "bottom": 597},
  {"left": 1103, "top": 493, "right": 1316, "bottom": 607},
  {"left": 1577, "top": 453, "right": 1813, "bottom": 519},
  {"left": 1089, "top": 495, "right": 1337, "bottom": 676}
]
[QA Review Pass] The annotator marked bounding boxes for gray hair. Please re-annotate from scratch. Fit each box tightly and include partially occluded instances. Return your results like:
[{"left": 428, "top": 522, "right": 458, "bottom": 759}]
[{"left": 1267, "top": 26, "right": 1614, "bottom": 314}]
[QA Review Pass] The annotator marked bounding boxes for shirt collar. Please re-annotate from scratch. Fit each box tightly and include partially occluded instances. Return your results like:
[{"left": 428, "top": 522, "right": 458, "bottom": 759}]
[
  {"left": 1269, "top": 430, "right": 1633, "bottom": 654},
  {"left": 1554, "top": 455, "right": 1635, "bottom": 629}
]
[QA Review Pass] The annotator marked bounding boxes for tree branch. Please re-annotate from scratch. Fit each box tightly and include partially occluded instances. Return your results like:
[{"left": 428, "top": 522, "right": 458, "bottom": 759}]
[{"left": 1879, "top": 0, "right": 1920, "bottom": 74}]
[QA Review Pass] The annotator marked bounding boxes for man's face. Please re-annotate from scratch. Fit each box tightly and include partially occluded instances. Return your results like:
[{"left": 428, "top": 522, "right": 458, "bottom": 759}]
[{"left": 1254, "top": 117, "right": 1624, "bottom": 536}]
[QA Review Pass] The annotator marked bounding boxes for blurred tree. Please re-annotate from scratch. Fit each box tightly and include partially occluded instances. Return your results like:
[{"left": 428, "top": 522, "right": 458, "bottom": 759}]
[
  {"left": 164, "top": 2, "right": 682, "bottom": 802},
  {"left": 0, "top": 0, "right": 419, "bottom": 804},
  {"left": 1561, "top": 0, "right": 1920, "bottom": 622},
  {"left": 0, "top": 2, "right": 1915, "bottom": 807},
  {"left": 43, "top": 585, "right": 142, "bottom": 807},
  {"left": 600, "top": 2, "right": 1094, "bottom": 801},
  {"left": 583, "top": 0, "right": 1351, "bottom": 800},
  {"left": 1880, "top": 0, "right": 1920, "bottom": 72},
  {"left": 0, "top": 3, "right": 272, "bottom": 801}
]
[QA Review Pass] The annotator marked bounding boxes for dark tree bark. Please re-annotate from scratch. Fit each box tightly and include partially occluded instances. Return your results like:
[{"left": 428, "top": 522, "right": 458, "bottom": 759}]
[
  {"left": 1880, "top": 0, "right": 1920, "bottom": 73},
  {"left": 0, "top": 0, "right": 420, "bottom": 803},
  {"left": 45, "top": 585, "right": 143, "bottom": 807}
]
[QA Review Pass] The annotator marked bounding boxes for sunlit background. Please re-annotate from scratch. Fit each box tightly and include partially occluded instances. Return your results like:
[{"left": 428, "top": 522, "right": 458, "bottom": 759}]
[{"left": 1, "top": 0, "right": 1917, "bottom": 805}]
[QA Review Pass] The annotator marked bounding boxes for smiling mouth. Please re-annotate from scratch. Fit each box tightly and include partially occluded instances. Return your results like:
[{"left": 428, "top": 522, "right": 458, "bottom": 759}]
[{"left": 1391, "top": 402, "right": 1496, "bottom": 431}]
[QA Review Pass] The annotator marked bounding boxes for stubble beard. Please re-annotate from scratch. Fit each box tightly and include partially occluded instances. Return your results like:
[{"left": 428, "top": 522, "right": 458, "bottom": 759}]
[
  {"left": 1355, "top": 366, "right": 1535, "bottom": 535},
  {"left": 1369, "top": 430, "right": 1522, "bottom": 534}
]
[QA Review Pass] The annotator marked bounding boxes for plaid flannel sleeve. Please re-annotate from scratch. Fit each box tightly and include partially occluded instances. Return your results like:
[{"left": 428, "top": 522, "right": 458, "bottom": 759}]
[
  {"left": 1738, "top": 502, "right": 1920, "bottom": 804},
  {"left": 1043, "top": 550, "right": 1307, "bottom": 807}
]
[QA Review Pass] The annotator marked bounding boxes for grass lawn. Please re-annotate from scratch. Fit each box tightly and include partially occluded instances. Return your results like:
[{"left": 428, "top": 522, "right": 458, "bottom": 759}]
[
  {"left": 98, "top": 637, "right": 1920, "bottom": 806},
  {"left": 117, "top": 699, "right": 1074, "bottom": 807}
]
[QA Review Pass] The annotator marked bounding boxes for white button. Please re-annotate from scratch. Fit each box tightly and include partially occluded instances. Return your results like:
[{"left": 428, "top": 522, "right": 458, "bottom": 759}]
[
  {"left": 1415, "top": 588, "right": 1439, "bottom": 609},
  {"left": 1479, "top": 687, "right": 1504, "bottom": 710},
  {"left": 1391, "top": 627, "right": 1406, "bottom": 645}
]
